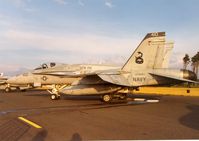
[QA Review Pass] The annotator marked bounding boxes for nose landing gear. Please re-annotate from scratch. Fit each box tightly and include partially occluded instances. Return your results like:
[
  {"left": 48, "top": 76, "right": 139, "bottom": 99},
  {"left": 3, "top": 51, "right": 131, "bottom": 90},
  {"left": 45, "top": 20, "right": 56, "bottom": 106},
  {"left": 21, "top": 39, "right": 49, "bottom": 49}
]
[
  {"left": 51, "top": 94, "right": 60, "bottom": 100},
  {"left": 47, "top": 84, "right": 67, "bottom": 100}
]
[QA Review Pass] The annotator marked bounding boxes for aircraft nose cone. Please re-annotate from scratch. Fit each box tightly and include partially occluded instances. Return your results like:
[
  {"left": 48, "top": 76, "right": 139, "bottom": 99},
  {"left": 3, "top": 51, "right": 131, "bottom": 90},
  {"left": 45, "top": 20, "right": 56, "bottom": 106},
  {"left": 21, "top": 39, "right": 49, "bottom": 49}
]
[{"left": 183, "top": 70, "right": 197, "bottom": 81}]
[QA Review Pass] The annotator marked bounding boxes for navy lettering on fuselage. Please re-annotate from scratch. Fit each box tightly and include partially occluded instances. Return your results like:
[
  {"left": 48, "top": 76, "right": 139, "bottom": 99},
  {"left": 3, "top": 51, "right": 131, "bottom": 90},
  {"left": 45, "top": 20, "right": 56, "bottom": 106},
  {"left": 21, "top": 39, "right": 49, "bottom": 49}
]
[{"left": 132, "top": 77, "right": 146, "bottom": 82}]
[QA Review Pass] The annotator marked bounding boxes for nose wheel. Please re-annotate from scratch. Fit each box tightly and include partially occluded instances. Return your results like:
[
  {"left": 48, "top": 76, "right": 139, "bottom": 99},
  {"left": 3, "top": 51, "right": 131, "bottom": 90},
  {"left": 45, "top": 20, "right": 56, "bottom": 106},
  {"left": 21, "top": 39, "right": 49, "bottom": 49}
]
[
  {"left": 51, "top": 94, "right": 60, "bottom": 100},
  {"left": 5, "top": 87, "right": 11, "bottom": 92}
]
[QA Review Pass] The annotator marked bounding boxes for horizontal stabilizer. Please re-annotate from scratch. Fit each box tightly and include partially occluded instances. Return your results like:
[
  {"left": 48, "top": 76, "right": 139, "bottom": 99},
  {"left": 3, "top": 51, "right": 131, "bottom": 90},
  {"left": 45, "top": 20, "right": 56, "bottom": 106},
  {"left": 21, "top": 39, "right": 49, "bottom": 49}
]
[{"left": 150, "top": 72, "right": 198, "bottom": 83}]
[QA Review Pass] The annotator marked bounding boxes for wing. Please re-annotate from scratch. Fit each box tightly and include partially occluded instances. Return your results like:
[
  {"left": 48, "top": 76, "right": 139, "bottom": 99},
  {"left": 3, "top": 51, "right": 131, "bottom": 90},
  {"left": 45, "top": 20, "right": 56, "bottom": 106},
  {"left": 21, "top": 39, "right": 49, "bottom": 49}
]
[
  {"left": 53, "top": 69, "right": 130, "bottom": 87},
  {"left": 33, "top": 67, "right": 132, "bottom": 86},
  {"left": 70, "top": 73, "right": 131, "bottom": 87},
  {"left": 97, "top": 74, "right": 131, "bottom": 86},
  {"left": 33, "top": 71, "right": 90, "bottom": 77},
  {"left": 32, "top": 69, "right": 121, "bottom": 77}
]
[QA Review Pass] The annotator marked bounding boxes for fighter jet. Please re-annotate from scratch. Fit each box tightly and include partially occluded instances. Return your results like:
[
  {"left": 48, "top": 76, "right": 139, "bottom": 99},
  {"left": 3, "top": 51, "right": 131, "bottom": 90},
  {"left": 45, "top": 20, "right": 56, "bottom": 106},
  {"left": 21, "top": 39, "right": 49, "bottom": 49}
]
[{"left": 32, "top": 32, "right": 197, "bottom": 102}]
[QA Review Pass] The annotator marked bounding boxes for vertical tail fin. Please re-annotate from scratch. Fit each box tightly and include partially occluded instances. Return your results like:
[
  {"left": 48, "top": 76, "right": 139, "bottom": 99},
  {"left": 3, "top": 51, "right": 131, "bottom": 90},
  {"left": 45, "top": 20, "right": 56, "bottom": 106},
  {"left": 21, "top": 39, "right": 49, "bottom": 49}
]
[
  {"left": 161, "top": 42, "right": 174, "bottom": 68},
  {"left": 122, "top": 32, "right": 167, "bottom": 72},
  {"left": 153, "top": 41, "right": 174, "bottom": 68}
]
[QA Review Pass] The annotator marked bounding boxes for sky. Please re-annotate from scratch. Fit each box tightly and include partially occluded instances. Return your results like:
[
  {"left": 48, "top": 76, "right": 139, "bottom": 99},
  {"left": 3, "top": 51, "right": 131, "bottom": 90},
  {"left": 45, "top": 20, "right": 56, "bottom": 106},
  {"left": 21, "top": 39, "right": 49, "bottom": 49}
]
[{"left": 0, "top": 0, "right": 199, "bottom": 75}]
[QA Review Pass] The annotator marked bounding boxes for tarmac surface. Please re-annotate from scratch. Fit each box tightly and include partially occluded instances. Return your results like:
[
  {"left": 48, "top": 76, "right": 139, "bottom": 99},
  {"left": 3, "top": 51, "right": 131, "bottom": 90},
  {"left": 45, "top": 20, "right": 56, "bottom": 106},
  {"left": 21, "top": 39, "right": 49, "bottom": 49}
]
[{"left": 0, "top": 90, "right": 198, "bottom": 141}]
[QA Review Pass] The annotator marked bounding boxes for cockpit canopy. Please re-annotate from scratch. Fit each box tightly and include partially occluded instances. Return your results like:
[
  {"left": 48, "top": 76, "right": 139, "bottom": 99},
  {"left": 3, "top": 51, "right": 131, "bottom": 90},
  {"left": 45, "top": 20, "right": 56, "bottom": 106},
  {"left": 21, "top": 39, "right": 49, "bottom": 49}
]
[{"left": 34, "top": 62, "right": 57, "bottom": 70}]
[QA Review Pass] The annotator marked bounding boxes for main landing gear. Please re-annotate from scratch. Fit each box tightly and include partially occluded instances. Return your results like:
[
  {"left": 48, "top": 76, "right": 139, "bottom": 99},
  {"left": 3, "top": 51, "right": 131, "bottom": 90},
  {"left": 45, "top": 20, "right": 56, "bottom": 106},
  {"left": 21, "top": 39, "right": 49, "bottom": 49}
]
[
  {"left": 102, "top": 94, "right": 112, "bottom": 103},
  {"left": 101, "top": 94, "right": 127, "bottom": 103}
]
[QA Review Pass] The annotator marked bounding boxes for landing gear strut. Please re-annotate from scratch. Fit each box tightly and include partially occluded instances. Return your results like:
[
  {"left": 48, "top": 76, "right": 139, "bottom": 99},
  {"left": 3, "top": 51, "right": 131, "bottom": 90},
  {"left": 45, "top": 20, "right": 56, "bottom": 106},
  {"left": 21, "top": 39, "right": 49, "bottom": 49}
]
[
  {"left": 118, "top": 94, "right": 127, "bottom": 100},
  {"left": 47, "top": 84, "right": 67, "bottom": 100}
]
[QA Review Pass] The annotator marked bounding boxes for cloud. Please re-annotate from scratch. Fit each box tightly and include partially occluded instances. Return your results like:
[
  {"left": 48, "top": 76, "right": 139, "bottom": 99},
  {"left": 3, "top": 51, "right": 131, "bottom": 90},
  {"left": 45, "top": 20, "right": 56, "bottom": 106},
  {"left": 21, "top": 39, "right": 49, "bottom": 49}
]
[
  {"left": 3, "top": 29, "right": 135, "bottom": 55},
  {"left": 0, "top": 14, "right": 14, "bottom": 27},
  {"left": 53, "top": 0, "right": 67, "bottom": 5},
  {"left": 23, "top": 8, "right": 38, "bottom": 13},
  {"left": 2, "top": 28, "right": 198, "bottom": 71},
  {"left": 8, "top": 0, "right": 38, "bottom": 13},
  {"left": 169, "top": 52, "right": 184, "bottom": 69},
  {"left": 78, "top": 0, "right": 85, "bottom": 6},
  {"left": 0, "top": 28, "right": 137, "bottom": 72},
  {"left": 105, "top": 0, "right": 114, "bottom": 8},
  {"left": 0, "top": 64, "right": 21, "bottom": 73},
  {"left": 0, "top": 13, "right": 4, "bottom": 18},
  {"left": 9, "top": 0, "right": 31, "bottom": 8}
]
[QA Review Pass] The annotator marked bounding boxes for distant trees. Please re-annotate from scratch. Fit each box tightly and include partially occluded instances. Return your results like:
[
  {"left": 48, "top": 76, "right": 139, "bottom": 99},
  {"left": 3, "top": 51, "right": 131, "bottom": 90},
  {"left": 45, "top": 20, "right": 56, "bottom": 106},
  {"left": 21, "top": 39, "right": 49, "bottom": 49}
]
[
  {"left": 191, "top": 52, "right": 199, "bottom": 76},
  {"left": 183, "top": 54, "right": 190, "bottom": 70},
  {"left": 183, "top": 52, "right": 199, "bottom": 77}
]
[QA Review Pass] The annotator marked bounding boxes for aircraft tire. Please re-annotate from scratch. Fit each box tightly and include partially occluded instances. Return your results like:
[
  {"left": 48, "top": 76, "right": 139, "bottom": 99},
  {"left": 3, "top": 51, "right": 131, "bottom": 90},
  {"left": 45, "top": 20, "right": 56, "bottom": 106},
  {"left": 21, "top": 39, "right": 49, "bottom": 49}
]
[
  {"left": 102, "top": 94, "right": 112, "bottom": 103},
  {"left": 5, "top": 87, "right": 11, "bottom": 93},
  {"left": 51, "top": 94, "right": 59, "bottom": 100}
]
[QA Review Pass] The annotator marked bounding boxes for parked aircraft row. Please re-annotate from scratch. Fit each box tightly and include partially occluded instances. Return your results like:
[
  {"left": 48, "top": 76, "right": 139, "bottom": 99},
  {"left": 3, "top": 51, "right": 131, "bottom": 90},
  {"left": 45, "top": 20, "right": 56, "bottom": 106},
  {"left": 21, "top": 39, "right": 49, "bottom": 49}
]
[{"left": 1, "top": 32, "right": 197, "bottom": 102}]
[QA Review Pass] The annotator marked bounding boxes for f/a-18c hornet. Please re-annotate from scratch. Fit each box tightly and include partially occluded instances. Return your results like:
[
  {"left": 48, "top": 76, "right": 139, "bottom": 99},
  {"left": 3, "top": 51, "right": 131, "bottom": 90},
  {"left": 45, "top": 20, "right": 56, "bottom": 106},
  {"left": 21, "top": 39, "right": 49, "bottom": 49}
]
[
  {"left": 6, "top": 32, "right": 197, "bottom": 102},
  {"left": 32, "top": 32, "right": 197, "bottom": 102}
]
